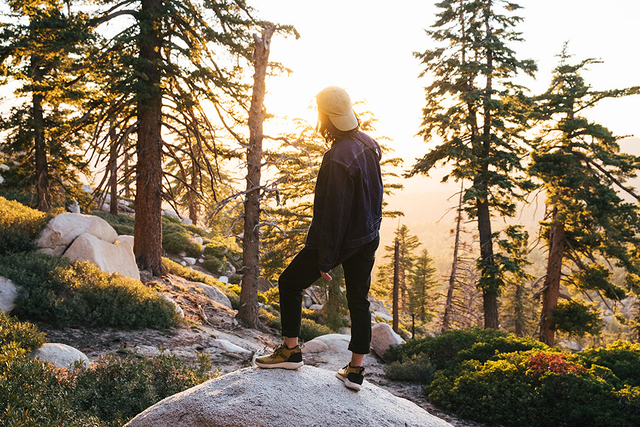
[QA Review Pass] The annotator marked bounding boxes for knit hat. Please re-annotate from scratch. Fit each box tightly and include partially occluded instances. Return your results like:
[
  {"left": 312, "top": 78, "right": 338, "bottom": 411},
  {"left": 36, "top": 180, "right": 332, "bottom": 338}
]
[{"left": 316, "top": 86, "right": 358, "bottom": 131}]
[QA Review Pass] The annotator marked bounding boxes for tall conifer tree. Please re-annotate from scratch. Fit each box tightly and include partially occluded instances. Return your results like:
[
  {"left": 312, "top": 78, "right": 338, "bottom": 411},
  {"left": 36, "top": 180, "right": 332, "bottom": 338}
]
[
  {"left": 0, "top": 0, "right": 93, "bottom": 211},
  {"left": 411, "top": 0, "right": 536, "bottom": 328},
  {"left": 529, "top": 50, "right": 640, "bottom": 345}
]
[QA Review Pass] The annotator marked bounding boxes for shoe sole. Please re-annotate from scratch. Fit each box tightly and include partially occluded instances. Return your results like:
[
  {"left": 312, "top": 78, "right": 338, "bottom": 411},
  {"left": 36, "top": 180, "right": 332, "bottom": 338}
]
[
  {"left": 336, "top": 373, "right": 362, "bottom": 391},
  {"left": 255, "top": 361, "right": 303, "bottom": 370}
]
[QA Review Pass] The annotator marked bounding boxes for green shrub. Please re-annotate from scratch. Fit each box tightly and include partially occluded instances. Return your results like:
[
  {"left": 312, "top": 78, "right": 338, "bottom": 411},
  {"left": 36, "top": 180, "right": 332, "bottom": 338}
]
[
  {"left": 427, "top": 350, "right": 638, "bottom": 427},
  {"left": 0, "top": 252, "right": 180, "bottom": 328},
  {"left": 384, "top": 353, "right": 436, "bottom": 384},
  {"left": 90, "top": 211, "right": 135, "bottom": 236},
  {"left": 162, "top": 258, "right": 239, "bottom": 309},
  {"left": 300, "top": 318, "right": 331, "bottom": 342},
  {"left": 0, "top": 351, "right": 103, "bottom": 426},
  {"left": 578, "top": 341, "right": 640, "bottom": 387},
  {"left": 73, "top": 353, "right": 216, "bottom": 425},
  {"left": 202, "top": 256, "right": 224, "bottom": 275},
  {"left": 388, "top": 327, "right": 547, "bottom": 371},
  {"left": 0, "top": 333, "right": 216, "bottom": 427},
  {"left": 0, "top": 196, "right": 49, "bottom": 254},
  {"left": 0, "top": 311, "right": 45, "bottom": 353}
]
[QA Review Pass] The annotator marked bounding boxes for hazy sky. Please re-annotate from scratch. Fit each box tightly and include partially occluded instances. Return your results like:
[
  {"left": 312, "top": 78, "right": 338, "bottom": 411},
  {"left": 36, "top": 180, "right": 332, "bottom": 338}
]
[{"left": 255, "top": 0, "right": 640, "bottom": 231}]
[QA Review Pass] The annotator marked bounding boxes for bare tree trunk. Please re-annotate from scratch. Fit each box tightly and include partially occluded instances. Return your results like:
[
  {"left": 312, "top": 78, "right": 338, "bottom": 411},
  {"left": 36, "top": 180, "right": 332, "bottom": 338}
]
[
  {"left": 392, "top": 238, "right": 400, "bottom": 333},
  {"left": 33, "top": 60, "right": 50, "bottom": 212},
  {"left": 539, "top": 207, "right": 565, "bottom": 345},
  {"left": 133, "top": 0, "right": 164, "bottom": 276},
  {"left": 108, "top": 123, "right": 119, "bottom": 216},
  {"left": 443, "top": 181, "right": 464, "bottom": 331},
  {"left": 238, "top": 27, "right": 275, "bottom": 328}
]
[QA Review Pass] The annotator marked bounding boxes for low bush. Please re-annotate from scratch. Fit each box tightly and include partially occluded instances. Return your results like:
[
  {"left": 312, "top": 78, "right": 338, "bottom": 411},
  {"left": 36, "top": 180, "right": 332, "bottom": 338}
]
[
  {"left": 0, "top": 315, "right": 217, "bottom": 427},
  {"left": 387, "top": 327, "right": 548, "bottom": 372},
  {"left": 0, "top": 311, "right": 45, "bottom": 353},
  {"left": 73, "top": 352, "right": 217, "bottom": 425},
  {"left": 578, "top": 340, "right": 640, "bottom": 387},
  {"left": 162, "top": 258, "right": 239, "bottom": 309},
  {"left": 90, "top": 210, "right": 135, "bottom": 236},
  {"left": 427, "top": 350, "right": 640, "bottom": 427},
  {"left": 300, "top": 318, "right": 332, "bottom": 342},
  {"left": 0, "top": 252, "right": 180, "bottom": 329},
  {"left": 202, "top": 256, "right": 224, "bottom": 275},
  {"left": 0, "top": 196, "right": 49, "bottom": 255}
]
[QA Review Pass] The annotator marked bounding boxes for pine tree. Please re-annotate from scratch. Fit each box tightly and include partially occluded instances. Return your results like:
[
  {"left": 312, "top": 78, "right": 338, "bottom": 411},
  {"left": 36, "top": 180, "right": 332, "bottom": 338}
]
[
  {"left": 528, "top": 48, "right": 640, "bottom": 345},
  {"left": 0, "top": 0, "right": 93, "bottom": 211},
  {"left": 407, "top": 249, "right": 440, "bottom": 331},
  {"left": 410, "top": 0, "right": 536, "bottom": 328}
]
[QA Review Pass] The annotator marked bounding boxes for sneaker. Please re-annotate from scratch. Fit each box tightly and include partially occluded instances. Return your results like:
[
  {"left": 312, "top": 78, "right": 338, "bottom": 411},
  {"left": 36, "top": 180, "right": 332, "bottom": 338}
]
[
  {"left": 255, "top": 343, "right": 303, "bottom": 369},
  {"left": 336, "top": 364, "right": 365, "bottom": 391}
]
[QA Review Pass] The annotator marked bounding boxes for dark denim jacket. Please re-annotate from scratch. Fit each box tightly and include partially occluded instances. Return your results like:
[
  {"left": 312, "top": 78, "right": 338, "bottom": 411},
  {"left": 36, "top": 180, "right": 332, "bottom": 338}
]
[{"left": 305, "top": 131, "right": 383, "bottom": 272}]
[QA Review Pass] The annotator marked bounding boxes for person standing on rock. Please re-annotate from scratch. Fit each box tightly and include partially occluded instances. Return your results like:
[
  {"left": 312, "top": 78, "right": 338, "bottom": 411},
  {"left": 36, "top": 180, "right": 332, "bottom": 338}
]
[{"left": 256, "top": 86, "right": 383, "bottom": 392}]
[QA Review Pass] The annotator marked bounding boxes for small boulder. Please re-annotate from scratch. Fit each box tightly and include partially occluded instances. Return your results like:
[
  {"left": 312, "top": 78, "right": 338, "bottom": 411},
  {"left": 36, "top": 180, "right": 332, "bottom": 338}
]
[
  {"left": 37, "top": 213, "right": 118, "bottom": 256},
  {"left": 183, "top": 257, "right": 197, "bottom": 266},
  {"left": 371, "top": 323, "right": 404, "bottom": 363},
  {"left": 63, "top": 233, "right": 140, "bottom": 281},
  {"left": 303, "top": 333, "right": 350, "bottom": 354},
  {"left": 31, "top": 343, "right": 90, "bottom": 369},
  {"left": 0, "top": 276, "right": 18, "bottom": 313},
  {"left": 193, "top": 283, "right": 232, "bottom": 309}
]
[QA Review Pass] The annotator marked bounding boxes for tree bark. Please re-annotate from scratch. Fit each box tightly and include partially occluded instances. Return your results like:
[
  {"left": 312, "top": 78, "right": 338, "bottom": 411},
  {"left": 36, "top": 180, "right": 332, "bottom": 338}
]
[
  {"left": 479, "top": 1, "right": 499, "bottom": 329},
  {"left": 539, "top": 207, "right": 565, "bottom": 345},
  {"left": 392, "top": 237, "right": 400, "bottom": 333},
  {"left": 108, "top": 123, "right": 119, "bottom": 216},
  {"left": 238, "top": 27, "right": 275, "bottom": 328},
  {"left": 133, "top": 0, "right": 164, "bottom": 276},
  {"left": 32, "top": 59, "right": 50, "bottom": 212}
]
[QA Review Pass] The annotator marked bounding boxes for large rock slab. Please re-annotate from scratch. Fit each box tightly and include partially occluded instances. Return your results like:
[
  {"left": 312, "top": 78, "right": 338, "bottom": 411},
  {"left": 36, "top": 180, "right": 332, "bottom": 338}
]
[
  {"left": 63, "top": 233, "right": 140, "bottom": 281},
  {"left": 37, "top": 213, "right": 119, "bottom": 256},
  {"left": 0, "top": 276, "right": 18, "bottom": 313},
  {"left": 125, "top": 366, "right": 452, "bottom": 427},
  {"left": 30, "top": 343, "right": 90, "bottom": 369}
]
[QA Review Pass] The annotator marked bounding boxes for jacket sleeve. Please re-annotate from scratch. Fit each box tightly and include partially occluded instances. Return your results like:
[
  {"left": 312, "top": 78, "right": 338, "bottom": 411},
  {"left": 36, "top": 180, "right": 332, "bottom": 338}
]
[{"left": 315, "top": 159, "right": 354, "bottom": 272}]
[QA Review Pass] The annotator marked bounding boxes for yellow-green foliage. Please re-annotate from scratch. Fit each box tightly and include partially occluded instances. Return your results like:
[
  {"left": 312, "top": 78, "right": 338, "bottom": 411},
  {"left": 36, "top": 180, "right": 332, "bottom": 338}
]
[
  {"left": 0, "top": 196, "right": 49, "bottom": 254},
  {"left": 0, "top": 315, "right": 217, "bottom": 427},
  {"left": 0, "top": 251, "right": 179, "bottom": 329},
  {"left": 162, "top": 258, "right": 239, "bottom": 309}
]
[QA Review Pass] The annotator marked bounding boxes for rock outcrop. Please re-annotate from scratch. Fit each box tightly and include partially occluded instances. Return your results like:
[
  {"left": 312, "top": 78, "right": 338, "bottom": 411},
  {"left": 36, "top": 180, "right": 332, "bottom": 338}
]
[
  {"left": 64, "top": 233, "right": 141, "bottom": 281},
  {"left": 125, "top": 366, "right": 452, "bottom": 427},
  {"left": 37, "top": 213, "right": 118, "bottom": 256},
  {"left": 36, "top": 213, "right": 140, "bottom": 280}
]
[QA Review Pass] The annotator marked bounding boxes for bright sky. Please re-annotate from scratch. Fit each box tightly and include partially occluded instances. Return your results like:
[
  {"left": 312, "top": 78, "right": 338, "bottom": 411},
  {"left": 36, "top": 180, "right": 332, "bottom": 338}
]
[{"left": 255, "top": 0, "right": 640, "bottom": 227}]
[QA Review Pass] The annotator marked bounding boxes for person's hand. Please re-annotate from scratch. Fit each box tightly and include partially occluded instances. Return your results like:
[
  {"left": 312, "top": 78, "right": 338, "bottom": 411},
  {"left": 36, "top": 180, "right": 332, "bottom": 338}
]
[{"left": 320, "top": 270, "right": 332, "bottom": 281}]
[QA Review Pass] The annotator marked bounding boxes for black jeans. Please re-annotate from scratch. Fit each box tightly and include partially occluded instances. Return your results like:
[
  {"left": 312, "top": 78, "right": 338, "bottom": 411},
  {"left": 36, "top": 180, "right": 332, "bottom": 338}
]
[{"left": 278, "top": 237, "right": 379, "bottom": 355}]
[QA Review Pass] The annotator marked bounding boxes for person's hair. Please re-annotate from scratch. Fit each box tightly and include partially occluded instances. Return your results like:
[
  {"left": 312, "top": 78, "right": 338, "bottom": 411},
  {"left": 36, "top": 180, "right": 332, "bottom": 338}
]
[{"left": 317, "top": 112, "right": 359, "bottom": 145}]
